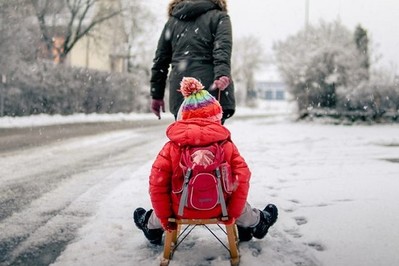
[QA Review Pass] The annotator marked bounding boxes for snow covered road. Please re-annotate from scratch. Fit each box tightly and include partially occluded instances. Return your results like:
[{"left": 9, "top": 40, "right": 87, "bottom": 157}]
[
  {"left": 0, "top": 122, "right": 169, "bottom": 265},
  {"left": 1, "top": 114, "right": 399, "bottom": 266}
]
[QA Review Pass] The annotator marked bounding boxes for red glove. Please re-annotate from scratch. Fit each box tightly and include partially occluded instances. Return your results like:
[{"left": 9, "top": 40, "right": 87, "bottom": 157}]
[
  {"left": 211, "top": 76, "right": 230, "bottom": 91},
  {"left": 160, "top": 218, "right": 177, "bottom": 232},
  {"left": 151, "top": 99, "right": 165, "bottom": 119}
]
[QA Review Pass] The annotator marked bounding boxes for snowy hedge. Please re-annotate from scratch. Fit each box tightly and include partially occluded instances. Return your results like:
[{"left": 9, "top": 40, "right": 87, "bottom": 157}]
[
  {"left": 1, "top": 62, "right": 149, "bottom": 116},
  {"left": 335, "top": 79, "right": 399, "bottom": 122}
]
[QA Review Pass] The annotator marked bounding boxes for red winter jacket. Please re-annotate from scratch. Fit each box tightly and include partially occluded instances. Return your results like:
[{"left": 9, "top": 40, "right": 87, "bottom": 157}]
[{"left": 149, "top": 118, "right": 251, "bottom": 227}]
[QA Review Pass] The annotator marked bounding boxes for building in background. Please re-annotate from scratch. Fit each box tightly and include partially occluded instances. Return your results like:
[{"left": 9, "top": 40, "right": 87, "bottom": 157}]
[
  {"left": 35, "top": 0, "right": 130, "bottom": 73},
  {"left": 254, "top": 65, "right": 287, "bottom": 101},
  {"left": 255, "top": 81, "right": 286, "bottom": 100},
  {"left": 66, "top": 0, "right": 129, "bottom": 73},
  {"left": 68, "top": 20, "right": 128, "bottom": 73}
]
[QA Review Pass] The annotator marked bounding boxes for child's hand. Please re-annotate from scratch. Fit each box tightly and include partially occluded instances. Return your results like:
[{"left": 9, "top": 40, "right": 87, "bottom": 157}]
[
  {"left": 161, "top": 218, "right": 177, "bottom": 231},
  {"left": 221, "top": 217, "right": 235, "bottom": 225}
]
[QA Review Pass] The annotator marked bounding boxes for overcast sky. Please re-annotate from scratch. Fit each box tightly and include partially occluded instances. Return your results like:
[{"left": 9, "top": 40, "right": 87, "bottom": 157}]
[{"left": 148, "top": 0, "right": 399, "bottom": 73}]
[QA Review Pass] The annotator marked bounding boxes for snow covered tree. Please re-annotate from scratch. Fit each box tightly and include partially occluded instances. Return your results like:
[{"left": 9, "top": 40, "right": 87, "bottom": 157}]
[
  {"left": 273, "top": 20, "right": 366, "bottom": 112},
  {"left": 0, "top": 0, "right": 39, "bottom": 71},
  {"left": 336, "top": 26, "right": 398, "bottom": 121}
]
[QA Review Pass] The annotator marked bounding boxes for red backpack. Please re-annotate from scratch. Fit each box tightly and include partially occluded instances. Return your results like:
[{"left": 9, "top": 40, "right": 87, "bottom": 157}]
[{"left": 177, "top": 142, "right": 237, "bottom": 218}]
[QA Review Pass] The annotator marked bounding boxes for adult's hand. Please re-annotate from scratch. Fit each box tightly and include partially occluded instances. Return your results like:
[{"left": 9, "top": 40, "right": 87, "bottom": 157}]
[
  {"left": 151, "top": 99, "right": 165, "bottom": 119},
  {"left": 211, "top": 76, "right": 230, "bottom": 91}
]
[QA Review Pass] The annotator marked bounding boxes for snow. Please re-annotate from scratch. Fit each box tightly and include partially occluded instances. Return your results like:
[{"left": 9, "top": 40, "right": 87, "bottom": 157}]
[
  {"left": 0, "top": 102, "right": 290, "bottom": 129},
  {"left": 1, "top": 102, "right": 399, "bottom": 266},
  {"left": 0, "top": 112, "right": 156, "bottom": 129}
]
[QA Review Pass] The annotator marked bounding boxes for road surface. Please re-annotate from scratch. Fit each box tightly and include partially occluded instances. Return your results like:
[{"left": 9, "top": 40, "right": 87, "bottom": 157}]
[{"left": 0, "top": 119, "right": 171, "bottom": 265}]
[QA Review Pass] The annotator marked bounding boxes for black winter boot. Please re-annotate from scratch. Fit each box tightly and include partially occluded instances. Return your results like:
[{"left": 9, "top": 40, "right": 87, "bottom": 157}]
[
  {"left": 133, "top": 208, "right": 164, "bottom": 245},
  {"left": 252, "top": 204, "right": 278, "bottom": 239},
  {"left": 237, "top": 225, "right": 253, "bottom": 242}
]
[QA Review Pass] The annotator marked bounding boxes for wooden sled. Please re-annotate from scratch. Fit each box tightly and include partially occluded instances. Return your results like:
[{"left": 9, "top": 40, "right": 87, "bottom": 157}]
[{"left": 160, "top": 218, "right": 240, "bottom": 266}]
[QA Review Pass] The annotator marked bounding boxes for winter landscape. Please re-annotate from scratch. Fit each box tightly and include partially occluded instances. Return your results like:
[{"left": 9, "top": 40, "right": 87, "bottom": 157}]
[
  {"left": 1, "top": 103, "right": 399, "bottom": 266},
  {"left": 1, "top": 0, "right": 399, "bottom": 265}
]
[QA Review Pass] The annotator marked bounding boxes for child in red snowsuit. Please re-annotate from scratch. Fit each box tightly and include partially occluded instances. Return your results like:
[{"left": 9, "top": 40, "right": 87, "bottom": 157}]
[{"left": 134, "top": 77, "right": 278, "bottom": 244}]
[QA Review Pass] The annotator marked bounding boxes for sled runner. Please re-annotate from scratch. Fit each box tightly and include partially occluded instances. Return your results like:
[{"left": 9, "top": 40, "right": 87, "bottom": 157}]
[{"left": 161, "top": 218, "right": 240, "bottom": 266}]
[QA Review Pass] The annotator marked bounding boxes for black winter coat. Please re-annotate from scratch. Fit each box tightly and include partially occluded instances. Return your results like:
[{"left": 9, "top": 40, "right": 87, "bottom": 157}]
[{"left": 150, "top": 0, "right": 236, "bottom": 117}]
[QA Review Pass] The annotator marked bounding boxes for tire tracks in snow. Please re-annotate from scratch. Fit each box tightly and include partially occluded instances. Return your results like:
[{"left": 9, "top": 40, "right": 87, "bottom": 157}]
[{"left": 0, "top": 123, "right": 166, "bottom": 265}]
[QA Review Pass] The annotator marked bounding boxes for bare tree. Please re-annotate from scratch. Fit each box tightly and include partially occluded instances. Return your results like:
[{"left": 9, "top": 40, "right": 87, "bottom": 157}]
[
  {"left": 120, "top": 1, "right": 154, "bottom": 74},
  {"left": 232, "top": 35, "right": 267, "bottom": 105},
  {"left": 30, "top": 0, "right": 123, "bottom": 63},
  {"left": 354, "top": 24, "right": 370, "bottom": 81}
]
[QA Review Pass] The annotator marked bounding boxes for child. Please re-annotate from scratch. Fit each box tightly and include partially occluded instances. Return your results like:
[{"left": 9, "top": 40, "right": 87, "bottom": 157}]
[{"left": 134, "top": 77, "right": 278, "bottom": 244}]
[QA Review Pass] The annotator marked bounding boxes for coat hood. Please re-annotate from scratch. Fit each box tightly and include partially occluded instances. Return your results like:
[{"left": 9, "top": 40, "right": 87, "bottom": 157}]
[
  {"left": 166, "top": 118, "right": 231, "bottom": 146},
  {"left": 168, "top": 0, "right": 227, "bottom": 20}
]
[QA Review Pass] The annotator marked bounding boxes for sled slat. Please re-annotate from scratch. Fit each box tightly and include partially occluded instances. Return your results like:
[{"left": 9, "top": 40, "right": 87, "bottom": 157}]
[{"left": 161, "top": 218, "right": 240, "bottom": 266}]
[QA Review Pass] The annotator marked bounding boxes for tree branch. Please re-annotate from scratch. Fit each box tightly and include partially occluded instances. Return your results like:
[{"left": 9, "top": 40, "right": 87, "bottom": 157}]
[
  {"left": 62, "top": 0, "right": 95, "bottom": 56},
  {"left": 30, "top": 0, "right": 54, "bottom": 59},
  {"left": 64, "top": 8, "right": 122, "bottom": 56}
]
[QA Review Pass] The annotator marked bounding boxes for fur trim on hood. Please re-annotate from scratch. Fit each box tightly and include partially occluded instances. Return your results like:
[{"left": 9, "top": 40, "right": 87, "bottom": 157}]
[{"left": 168, "top": 0, "right": 227, "bottom": 16}]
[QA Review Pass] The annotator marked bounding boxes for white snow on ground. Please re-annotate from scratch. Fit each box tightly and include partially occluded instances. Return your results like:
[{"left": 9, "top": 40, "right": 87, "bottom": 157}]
[
  {"left": 1, "top": 102, "right": 399, "bottom": 265},
  {"left": 0, "top": 112, "right": 158, "bottom": 128},
  {"left": 0, "top": 101, "right": 291, "bottom": 128}
]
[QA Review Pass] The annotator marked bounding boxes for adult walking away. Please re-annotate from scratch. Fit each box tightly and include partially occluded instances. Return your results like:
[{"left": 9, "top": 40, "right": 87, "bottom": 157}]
[{"left": 150, "top": 0, "right": 236, "bottom": 124}]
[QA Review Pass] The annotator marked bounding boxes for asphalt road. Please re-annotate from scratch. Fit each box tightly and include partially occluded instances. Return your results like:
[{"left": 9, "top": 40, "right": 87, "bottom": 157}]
[{"left": 0, "top": 119, "right": 171, "bottom": 154}]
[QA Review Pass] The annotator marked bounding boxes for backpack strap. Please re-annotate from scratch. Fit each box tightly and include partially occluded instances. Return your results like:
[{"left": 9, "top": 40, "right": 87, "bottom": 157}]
[
  {"left": 177, "top": 168, "right": 192, "bottom": 217},
  {"left": 215, "top": 168, "right": 228, "bottom": 219}
]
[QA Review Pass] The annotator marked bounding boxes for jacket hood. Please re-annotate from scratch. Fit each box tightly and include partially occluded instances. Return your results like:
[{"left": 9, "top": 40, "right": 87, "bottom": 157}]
[
  {"left": 168, "top": 0, "right": 227, "bottom": 20},
  {"left": 166, "top": 118, "right": 231, "bottom": 146}
]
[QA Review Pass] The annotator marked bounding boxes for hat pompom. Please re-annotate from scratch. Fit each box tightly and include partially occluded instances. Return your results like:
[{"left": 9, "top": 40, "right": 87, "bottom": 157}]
[{"left": 179, "top": 77, "right": 205, "bottom": 97}]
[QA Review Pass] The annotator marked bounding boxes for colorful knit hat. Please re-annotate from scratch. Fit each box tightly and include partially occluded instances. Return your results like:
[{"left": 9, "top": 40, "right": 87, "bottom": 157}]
[{"left": 177, "top": 77, "right": 223, "bottom": 122}]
